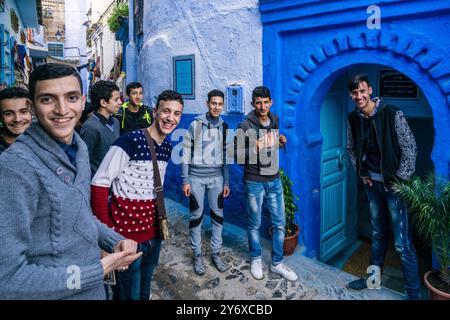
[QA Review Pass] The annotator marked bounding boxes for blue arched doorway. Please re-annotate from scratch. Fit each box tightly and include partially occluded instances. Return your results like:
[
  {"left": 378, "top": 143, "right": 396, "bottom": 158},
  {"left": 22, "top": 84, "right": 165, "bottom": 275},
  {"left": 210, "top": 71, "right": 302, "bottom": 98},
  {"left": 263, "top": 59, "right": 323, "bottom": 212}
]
[{"left": 263, "top": 28, "right": 450, "bottom": 259}]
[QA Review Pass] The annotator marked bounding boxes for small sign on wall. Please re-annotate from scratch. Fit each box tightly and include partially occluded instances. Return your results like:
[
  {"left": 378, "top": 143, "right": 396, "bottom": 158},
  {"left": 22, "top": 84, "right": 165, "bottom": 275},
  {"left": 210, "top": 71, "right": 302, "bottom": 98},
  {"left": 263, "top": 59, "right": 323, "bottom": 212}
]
[
  {"left": 173, "top": 55, "right": 195, "bottom": 100},
  {"left": 379, "top": 69, "right": 418, "bottom": 99},
  {"left": 227, "top": 85, "right": 244, "bottom": 114}
]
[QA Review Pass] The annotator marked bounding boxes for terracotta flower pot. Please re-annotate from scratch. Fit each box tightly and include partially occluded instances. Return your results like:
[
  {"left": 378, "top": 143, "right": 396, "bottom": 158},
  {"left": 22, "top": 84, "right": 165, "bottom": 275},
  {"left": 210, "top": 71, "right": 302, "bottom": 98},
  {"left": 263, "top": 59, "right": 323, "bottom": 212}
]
[
  {"left": 283, "top": 224, "right": 300, "bottom": 256},
  {"left": 424, "top": 270, "right": 450, "bottom": 300}
]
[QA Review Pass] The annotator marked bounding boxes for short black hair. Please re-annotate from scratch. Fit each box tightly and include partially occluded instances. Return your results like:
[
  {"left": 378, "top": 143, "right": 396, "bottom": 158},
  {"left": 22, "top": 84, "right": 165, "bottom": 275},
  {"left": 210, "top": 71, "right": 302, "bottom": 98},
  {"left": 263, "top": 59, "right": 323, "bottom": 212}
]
[
  {"left": 0, "top": 87, "right": 30, "bottom": 110},
  {"left": 29, "top": 63, "right": 82, "bottom": 102},
  {"left": 252, "top": 86, "right": 271, "bottom": 102},
  {"left": 348, "top": 74, "right": 371, "bottom": 92},
  {"left": 126, "top": 82, "right": 143, "bottom": 96},
  {"left": 155, "top": 90, "right": 184, "bottom": 110},
  {"left": 80, "top": 101, "right": 94, "bottom": 123},
  {"left": 207, "top": 89, "right": 224, "bottom": 102},
  {"left": 89, "top": 80, "right": 120, "bottom": 111}
]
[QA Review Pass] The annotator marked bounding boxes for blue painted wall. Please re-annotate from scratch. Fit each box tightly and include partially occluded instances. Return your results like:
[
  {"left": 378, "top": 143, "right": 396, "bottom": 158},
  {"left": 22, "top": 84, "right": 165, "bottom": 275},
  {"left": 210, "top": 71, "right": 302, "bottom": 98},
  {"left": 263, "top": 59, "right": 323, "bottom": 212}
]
[{"left": 260, "top": 0, "right": 450, "bottom": 258}]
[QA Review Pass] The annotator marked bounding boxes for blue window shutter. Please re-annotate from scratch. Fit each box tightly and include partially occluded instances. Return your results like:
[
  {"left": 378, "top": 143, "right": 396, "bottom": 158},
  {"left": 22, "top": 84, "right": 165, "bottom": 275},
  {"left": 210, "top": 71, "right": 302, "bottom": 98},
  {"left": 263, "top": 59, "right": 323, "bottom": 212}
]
[
  {"left": 173, "top": 55, "right": 195, "bottom": 100},
  {"left": 226, "top": 85, "right": 244, "bottom": 114}
]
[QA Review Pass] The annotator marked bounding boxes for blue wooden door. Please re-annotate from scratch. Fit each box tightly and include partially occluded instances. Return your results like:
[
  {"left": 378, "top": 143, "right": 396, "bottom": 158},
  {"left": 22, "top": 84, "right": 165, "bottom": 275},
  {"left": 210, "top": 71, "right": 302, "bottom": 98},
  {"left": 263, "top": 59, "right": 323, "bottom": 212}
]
[{"left": 319, "top": 91, "right": 350, "bottom": 261}]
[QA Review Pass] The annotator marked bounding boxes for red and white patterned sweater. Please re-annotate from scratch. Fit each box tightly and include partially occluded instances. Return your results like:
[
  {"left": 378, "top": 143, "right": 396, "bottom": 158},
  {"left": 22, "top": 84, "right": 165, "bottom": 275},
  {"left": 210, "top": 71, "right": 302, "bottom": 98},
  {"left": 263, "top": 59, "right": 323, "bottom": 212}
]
[{"left": 91, "top": 129, "right": 172, "bottom": 243}]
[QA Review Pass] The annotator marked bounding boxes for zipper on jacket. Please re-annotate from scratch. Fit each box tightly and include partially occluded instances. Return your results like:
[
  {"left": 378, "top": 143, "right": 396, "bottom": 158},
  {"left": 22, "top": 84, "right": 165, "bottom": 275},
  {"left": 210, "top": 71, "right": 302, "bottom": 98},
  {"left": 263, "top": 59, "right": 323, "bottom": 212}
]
[{"left": 372, "top": 120, "right": 387, "bottom": 190}]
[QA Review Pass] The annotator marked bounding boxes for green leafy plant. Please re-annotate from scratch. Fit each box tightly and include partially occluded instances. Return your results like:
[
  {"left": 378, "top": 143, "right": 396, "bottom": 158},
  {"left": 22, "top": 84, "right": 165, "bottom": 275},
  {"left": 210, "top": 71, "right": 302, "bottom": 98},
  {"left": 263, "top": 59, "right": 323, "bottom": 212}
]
[
  {"left": 280, "top": 169, "right": 299, "bottom": 237},
  {"left": 393, "top": 172, "right": 450, "bottom": 285},
  {"left": 107, "top": 3, "right": 128, "bottom": 33}
]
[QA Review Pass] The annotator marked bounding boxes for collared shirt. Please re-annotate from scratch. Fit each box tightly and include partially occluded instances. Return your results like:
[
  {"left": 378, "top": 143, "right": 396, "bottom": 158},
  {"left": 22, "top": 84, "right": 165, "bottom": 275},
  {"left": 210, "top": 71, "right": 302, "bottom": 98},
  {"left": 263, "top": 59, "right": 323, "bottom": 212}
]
[
  {"left": 93, "top": 111, "right": 115, "bottom": 132},
  {"left": 358, "top": 97, "right": 381, "bottom": 118},
  {"left": 56, "top": 138, "right": 78, "bottom": 167}
]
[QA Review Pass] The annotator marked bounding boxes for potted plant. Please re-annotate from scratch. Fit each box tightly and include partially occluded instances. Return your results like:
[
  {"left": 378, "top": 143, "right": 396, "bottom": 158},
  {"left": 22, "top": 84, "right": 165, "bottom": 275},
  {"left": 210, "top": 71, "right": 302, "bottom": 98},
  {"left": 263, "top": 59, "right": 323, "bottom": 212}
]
[
  {"left": 393, "top": 173, "right": 450, "bottom": 300},
  {"left": 280, "top": 169, "right": 300, "bottom": 256},
  {"left": 107, "top": 3, "right": 129, "bottom": 33}
]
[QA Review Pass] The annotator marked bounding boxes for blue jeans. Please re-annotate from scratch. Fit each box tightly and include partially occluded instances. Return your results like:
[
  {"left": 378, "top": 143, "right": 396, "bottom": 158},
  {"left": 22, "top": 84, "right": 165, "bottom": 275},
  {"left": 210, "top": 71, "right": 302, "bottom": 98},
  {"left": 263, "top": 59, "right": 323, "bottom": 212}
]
[
  {"left": 244, "top": 178, "right": 285, "bottom": 265},
  {"left": 113, "top": 238, "right": 162, "bottom": 300},
  {"left": 365, "top": 181, "right": 420, "bottom": 299}
]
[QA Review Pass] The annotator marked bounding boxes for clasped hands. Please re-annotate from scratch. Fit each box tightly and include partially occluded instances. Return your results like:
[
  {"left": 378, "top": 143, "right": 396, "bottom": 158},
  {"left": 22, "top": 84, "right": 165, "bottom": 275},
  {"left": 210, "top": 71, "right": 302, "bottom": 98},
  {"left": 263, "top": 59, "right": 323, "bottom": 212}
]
[{"left": 101, "top": 239, "right": 142, "bottom": 276}]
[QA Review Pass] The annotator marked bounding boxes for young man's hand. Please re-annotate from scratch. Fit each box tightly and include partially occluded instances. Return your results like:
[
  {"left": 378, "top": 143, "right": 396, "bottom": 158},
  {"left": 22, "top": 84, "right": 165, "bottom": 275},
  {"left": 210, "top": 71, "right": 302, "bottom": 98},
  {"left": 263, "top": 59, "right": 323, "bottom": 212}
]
[
  {"left": 279, "top": 134, "right": 287, "bottom": 146},
  {"left": 256, "top": 132, "right": 278, "bottom": 151},
  {"left": 223, "top": 185, "right": 230, "bottom": 198},
  {"left": 113, "top": 239, "right": 138, "bottom": 254},
  {"left": 362, "top": 177, "right": 373, "bottom": 186},
  {"left": 183, "top": 184, "right": 191, "bottom": 197},
  {"left": 101, "top": 248, "right": 142, "bottom": 276}
]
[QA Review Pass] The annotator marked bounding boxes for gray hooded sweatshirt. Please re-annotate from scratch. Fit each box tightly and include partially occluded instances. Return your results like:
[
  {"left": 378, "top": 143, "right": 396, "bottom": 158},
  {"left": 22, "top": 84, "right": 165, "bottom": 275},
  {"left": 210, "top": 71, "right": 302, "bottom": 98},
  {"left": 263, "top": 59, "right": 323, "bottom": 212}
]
[{"left": 182, "top": 113, "right": 229, "bottom": 186}]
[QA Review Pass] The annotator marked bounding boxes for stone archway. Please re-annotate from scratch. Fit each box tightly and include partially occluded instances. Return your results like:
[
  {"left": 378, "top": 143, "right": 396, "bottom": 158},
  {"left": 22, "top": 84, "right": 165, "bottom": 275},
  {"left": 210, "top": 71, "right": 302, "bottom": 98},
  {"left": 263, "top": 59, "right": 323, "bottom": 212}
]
[{"left": 279, "top": 30, "right": 450, "bottom": 257}]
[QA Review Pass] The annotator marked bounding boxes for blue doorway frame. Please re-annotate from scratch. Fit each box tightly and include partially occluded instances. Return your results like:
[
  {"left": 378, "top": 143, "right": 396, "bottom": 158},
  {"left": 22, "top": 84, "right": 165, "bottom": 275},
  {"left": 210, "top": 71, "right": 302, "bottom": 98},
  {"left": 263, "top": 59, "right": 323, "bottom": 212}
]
[{"left": 260, "top": 1, "right": 450, "bottom": 259}]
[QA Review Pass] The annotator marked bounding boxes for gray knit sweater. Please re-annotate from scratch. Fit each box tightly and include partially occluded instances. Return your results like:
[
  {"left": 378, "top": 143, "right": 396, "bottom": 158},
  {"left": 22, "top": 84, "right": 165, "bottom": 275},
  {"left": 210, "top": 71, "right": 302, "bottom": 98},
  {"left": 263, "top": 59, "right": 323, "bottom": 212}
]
[
  {"left": 0, "top": 122, "right": 124, "bottom": 300},
  {"left": 79, "top": 114, "right": 120, "bottom": 176}
]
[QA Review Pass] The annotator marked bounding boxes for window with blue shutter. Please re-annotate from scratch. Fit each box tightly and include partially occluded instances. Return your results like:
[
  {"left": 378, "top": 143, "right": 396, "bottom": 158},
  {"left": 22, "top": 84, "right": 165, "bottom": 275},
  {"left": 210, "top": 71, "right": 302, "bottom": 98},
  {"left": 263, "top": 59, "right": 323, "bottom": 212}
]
[
  {"left": 173, "top": 55, "right": 195, "bottom": 100},
  {"left": 48, "top": 42, "right": 64, "bottom": 58}
]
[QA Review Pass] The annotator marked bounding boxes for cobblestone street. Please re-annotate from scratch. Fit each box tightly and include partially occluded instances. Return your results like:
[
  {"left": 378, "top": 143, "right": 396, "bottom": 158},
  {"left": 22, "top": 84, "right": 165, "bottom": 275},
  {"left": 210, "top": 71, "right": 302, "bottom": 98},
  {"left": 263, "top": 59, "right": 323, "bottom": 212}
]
[{"left": 151, "top": 199, "right": 403, "bottom": 300}]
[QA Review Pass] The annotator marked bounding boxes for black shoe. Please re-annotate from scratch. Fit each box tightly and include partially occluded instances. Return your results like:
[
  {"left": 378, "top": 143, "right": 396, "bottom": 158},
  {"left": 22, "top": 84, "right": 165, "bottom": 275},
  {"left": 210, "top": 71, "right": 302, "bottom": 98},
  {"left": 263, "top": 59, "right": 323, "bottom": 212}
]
[{"left": 346, "top": 277, "right": 368, "bottom": 291}]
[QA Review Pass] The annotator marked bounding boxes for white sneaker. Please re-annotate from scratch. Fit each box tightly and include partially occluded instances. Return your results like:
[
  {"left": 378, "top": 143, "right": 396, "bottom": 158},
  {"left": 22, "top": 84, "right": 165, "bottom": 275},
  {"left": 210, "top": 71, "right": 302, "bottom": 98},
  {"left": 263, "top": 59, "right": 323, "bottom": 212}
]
[
  {"left": 270, "top": 263, "right": 298, "bottom": 282},
  {"left": 250, "top": 258, "right": 264, "bottom": 280}
]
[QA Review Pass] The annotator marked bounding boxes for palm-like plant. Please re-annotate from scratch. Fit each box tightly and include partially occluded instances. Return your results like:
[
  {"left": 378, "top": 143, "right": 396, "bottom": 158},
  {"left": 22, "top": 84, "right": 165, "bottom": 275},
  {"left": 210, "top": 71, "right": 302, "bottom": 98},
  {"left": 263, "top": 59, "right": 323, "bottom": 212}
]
[
  {"left": 280, "top": 169, "right": 299, "bottom": 237},
  {"left": 393, "top": 172, "right": 450, "bottom": 285}
]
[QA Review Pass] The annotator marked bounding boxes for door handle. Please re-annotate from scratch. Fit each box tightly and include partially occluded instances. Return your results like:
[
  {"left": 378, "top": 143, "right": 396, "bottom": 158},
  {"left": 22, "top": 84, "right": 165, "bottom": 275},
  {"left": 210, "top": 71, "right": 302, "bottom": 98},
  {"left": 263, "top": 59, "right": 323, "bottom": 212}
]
[{"left": 338, "top": 151, "right": 349, "bottom": 169}]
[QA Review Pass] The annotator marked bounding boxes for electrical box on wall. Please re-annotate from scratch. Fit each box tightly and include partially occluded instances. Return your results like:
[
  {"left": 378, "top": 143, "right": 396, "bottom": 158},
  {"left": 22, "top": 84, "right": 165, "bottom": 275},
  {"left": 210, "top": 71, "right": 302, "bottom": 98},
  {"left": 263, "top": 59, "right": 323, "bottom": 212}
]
[{"left": 227, "top": 85, "right": 244, "bottom": 114}]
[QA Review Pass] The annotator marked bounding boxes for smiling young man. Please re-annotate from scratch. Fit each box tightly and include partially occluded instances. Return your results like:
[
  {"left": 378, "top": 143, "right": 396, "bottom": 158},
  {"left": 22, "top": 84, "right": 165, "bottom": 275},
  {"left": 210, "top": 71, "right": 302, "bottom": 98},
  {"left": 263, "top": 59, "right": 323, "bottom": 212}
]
[
  {"left": 182, "top": 89, "right": 230, "bottom": 275},
  {"left": 91, "top": 90, "right": 184, "bottom": 300},
  {"left": 0, "top": 63, "right": 141, "bottom": 300},
  {"left": 234, "top": 86, "right": 297, "bottom": 282},
  {"left": 346, "top": 74, "right": 420, "bottom": 299},
  {"left": 0, "top": 87, "right": 32, "bottom": 155},
  {"left": 80, "top": 80, "right": 121, "bottom": 176},
  {"left": 115, "top": 82, "right": 153, "bottom": 135}
]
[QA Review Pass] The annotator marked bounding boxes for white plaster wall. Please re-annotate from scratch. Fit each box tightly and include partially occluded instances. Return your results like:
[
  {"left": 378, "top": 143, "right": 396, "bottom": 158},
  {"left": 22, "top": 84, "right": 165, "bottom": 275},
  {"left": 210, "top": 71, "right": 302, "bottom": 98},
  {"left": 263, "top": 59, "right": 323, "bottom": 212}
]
[
  {"left": 88, "top": 0, "right": 122, "bottom": 81},
  {"left": 98, "top": 23, "right": 121, "bottom": 78},
  {"left": 90, "top": 0, "right": 114, "bottom": 24},
  {"left": 139, "top": 0, "right": 262, "bottom": 114},
  {"left": 65, "top": 0, "right": 88, "bottom": 94}
]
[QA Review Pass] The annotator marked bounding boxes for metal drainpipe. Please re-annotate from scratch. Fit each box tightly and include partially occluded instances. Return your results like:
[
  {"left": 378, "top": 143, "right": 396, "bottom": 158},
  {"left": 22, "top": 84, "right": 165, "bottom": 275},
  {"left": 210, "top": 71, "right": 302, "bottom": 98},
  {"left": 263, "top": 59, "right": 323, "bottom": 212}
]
[{"left": 126, "top": 0, "right": 137, "bottom": 85}]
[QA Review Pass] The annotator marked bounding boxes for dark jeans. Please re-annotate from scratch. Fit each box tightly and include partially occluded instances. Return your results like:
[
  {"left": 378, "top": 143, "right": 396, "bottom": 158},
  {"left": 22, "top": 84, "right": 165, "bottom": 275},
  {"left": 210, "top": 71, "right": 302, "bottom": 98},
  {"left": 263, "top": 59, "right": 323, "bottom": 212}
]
[
  {"left": 113, "top": 238, "right": 162, "bottom": 300},
  {"left": 365, "top": 180, "right": 420, "bottom": 299}
]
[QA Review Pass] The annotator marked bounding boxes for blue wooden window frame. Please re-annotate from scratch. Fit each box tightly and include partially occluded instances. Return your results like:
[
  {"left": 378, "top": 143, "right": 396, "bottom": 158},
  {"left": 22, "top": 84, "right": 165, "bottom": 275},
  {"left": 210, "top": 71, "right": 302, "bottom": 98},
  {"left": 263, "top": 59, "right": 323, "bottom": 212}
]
[
  {"left": 48, "top": 42, "right": 64, "bottom": 58},
  {"left": 173, "top": 55, "right": 195, "bottom": 100}
]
